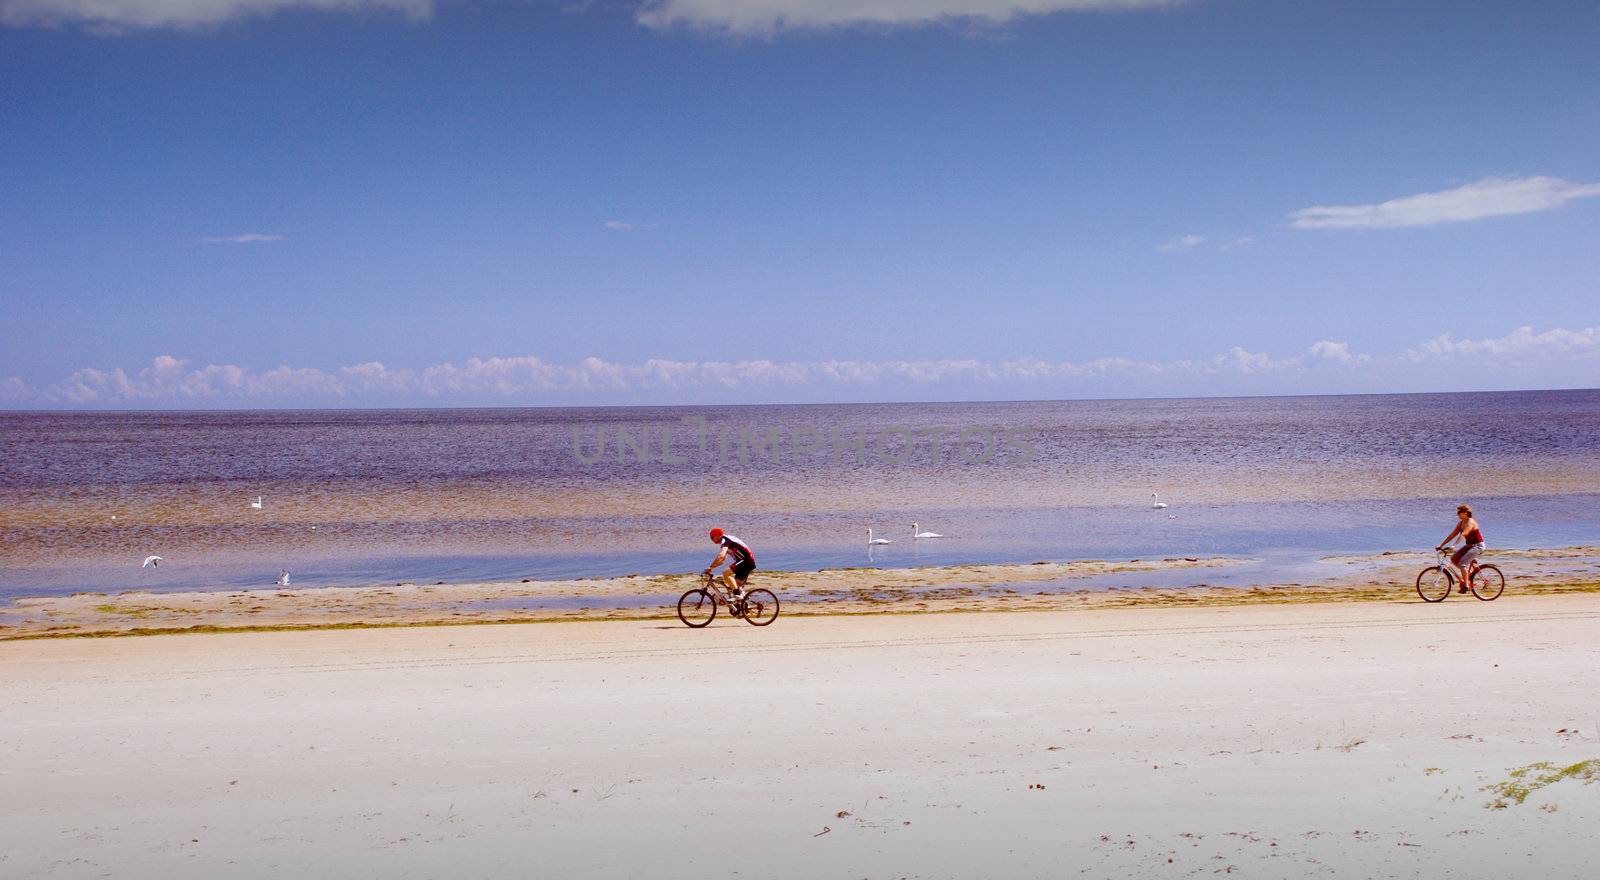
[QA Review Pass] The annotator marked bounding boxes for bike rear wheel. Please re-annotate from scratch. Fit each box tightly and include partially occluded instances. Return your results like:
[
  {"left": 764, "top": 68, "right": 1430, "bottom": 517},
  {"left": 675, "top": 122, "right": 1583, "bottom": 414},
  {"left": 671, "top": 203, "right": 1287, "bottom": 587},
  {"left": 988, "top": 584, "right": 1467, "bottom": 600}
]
[
  {"left": 740, "top": 589, "right": 779, "bottom": 626},
  {"left": 677, "top": 588, "right": 717, "bottom": 627},
  {"left": 1470, "top": 564, "right": 1505, "bottom": 601},
  {"left": 1415, "top": 565, "right": 1453, "bottom": 602}
]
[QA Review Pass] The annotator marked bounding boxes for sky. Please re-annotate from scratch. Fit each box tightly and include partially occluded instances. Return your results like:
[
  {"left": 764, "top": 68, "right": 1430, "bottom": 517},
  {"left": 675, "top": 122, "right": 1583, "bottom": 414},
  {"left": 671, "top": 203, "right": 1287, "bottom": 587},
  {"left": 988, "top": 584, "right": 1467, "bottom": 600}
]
[{"left": 1, "top": 0, "right": 1597, "bottom": 408}]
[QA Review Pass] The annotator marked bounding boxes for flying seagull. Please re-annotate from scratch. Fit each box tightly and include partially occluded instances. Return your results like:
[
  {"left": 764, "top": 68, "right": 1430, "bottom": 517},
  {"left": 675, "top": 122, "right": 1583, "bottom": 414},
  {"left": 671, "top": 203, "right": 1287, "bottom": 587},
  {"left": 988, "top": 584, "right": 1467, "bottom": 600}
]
[{"left": 142, "top": 555, "right": 163, "bottom": 568}]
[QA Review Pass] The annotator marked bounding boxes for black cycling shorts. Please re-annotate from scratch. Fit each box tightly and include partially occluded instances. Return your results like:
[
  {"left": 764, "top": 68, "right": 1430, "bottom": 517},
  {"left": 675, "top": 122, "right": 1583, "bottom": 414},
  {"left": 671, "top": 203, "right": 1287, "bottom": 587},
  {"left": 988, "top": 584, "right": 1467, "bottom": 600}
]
[{"left": 731, "top": 559, "right": 756, "bottom": 584}]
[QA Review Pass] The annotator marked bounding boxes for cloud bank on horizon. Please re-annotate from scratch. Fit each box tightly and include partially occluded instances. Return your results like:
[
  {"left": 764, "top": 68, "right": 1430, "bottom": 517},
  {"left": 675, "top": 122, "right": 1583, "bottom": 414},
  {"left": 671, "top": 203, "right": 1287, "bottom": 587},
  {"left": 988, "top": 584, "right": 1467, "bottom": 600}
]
[
  {"left": 0, "top": 0, "right": 430, "bottom": 29},
  {"left": 0, "top": 0, "right": 1178, "bottom": 30},
  {"left": 633, "top": 0, "right": 1180, "bottom": 33},
  {"left": 4, "top": 325, "right": 1595, "bottom": 408},
  {"left": 0, "top": 0, "right": 1177, "bottom": 29},
  {"left": 198, "top": 233, "right": 286, "bottom": 244}
]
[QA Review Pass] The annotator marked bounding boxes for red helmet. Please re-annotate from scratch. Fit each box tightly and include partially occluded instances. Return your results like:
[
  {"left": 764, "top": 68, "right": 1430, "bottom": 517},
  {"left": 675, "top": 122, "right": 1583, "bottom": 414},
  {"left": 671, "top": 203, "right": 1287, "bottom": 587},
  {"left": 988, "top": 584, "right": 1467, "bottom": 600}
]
[{"left": 709, "top": 528, "right": 724, "bottom": 542}]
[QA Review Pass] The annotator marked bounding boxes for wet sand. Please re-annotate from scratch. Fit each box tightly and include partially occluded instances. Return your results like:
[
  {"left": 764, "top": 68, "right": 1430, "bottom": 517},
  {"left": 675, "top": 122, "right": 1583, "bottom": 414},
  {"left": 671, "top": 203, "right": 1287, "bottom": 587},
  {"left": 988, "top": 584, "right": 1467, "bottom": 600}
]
[
  {"left": 2, "top": 595, "right": 1597, "bottom": 879},
  {"left": 3, "top": 546, "right": 1598, "bottom": 640}
]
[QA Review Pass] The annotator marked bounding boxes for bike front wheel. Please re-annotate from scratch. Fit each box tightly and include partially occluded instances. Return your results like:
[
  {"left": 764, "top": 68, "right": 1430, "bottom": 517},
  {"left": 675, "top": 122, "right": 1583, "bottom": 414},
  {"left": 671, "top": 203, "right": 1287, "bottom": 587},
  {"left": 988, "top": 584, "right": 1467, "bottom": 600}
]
[
  {"left": 677, "top": 588, "right": 717, "bottom": 627},
  {"left": 1470, "top": 565, "right": 1505, "bottom": 601},
  {"left": 1415, "top": 566, "right": 1453, "bottom": 603},
  {"left": 740, "top": 589, "right": 780, "bottom": 626}
]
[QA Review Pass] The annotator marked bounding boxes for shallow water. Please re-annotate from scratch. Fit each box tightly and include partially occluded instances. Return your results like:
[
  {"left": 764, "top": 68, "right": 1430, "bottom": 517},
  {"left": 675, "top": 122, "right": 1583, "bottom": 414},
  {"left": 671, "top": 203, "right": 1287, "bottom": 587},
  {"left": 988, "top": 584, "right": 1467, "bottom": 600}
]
[{"left": 3, "top": 391, "right": 1597, "bottom": 598}]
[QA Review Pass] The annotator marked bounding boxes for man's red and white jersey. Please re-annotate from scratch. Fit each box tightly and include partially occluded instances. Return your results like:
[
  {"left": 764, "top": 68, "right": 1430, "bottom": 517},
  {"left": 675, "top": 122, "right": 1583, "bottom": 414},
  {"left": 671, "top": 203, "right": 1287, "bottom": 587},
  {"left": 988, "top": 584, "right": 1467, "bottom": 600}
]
[{"left": 719, "top": 534, "right": 755, "bottom": 565}]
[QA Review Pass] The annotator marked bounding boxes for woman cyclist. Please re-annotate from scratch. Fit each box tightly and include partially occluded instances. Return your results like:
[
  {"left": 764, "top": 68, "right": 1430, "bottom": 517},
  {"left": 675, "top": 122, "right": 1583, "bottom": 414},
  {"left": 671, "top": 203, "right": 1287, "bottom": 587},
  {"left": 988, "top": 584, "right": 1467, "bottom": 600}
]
[{"left": 1436, "top": 504, "right": 1485, "bottom": 594}]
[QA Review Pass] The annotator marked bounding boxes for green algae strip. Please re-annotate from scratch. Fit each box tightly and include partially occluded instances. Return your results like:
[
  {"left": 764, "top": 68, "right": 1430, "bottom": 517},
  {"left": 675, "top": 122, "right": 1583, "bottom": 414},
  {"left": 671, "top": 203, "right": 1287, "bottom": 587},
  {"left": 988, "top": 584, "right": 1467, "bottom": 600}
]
[{"left": 1484, "top": 759, "right": 1600, "bottom": 809}]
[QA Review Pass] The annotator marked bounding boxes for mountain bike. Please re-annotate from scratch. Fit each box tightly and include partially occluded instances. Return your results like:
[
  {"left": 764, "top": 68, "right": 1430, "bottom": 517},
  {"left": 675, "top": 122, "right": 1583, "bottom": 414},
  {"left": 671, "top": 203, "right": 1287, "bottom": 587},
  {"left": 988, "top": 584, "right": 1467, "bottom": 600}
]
[
  {"left": 677, "top": 572, "right": 780, "bottom": 627},
  {"left": 1415, "top": 547, "right": 1505, "bottom": 602}
]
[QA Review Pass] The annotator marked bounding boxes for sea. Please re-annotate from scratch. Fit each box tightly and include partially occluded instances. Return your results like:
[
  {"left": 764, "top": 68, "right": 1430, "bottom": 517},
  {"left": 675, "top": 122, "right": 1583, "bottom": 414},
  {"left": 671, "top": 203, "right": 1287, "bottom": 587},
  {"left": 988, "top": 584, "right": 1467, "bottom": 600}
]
[{"left": 3, "top": 390, "right": 1598, "bottom": 599}]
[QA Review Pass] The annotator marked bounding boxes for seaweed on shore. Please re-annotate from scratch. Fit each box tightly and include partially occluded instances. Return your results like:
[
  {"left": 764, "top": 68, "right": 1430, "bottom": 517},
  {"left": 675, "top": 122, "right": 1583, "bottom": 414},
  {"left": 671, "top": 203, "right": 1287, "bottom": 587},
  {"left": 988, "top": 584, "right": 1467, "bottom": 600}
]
[{"left": 1484, "top": 759, "right": 1600, "bottom": 809}]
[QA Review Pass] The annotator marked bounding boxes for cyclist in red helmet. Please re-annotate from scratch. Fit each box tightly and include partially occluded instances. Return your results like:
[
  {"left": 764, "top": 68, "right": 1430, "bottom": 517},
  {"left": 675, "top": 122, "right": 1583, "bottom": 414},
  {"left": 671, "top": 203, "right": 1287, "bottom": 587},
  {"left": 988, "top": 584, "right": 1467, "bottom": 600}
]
[{"left": 705, "top": 527, "right": 756, "bottom": 599}]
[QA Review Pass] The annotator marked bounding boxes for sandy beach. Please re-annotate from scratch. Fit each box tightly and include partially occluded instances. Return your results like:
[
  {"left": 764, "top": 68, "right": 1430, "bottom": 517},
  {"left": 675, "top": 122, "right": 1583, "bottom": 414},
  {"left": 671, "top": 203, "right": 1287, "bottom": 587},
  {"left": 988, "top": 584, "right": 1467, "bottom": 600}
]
[{"left": 3, "top": 593, "right": 1597, "bottom": 879}]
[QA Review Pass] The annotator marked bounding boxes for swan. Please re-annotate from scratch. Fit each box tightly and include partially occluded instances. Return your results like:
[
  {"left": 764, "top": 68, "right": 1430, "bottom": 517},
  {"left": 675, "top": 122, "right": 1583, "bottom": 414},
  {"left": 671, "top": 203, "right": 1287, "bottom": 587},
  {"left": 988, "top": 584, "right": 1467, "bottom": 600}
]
[
  {"left": 867, "top": 528, "right": 891, "bottom": 545},
  {"left": 912, "top": 522, "right": 943, "bottom": 539},
  {"left": 1151, "top": 492, "right": 1168, "bottom": 510},
  {"left": 250, "top": 495, "right": 264, "bottom": 510},
  {"left": 141, "top": 555, "right": 163, "bottom": 568}
]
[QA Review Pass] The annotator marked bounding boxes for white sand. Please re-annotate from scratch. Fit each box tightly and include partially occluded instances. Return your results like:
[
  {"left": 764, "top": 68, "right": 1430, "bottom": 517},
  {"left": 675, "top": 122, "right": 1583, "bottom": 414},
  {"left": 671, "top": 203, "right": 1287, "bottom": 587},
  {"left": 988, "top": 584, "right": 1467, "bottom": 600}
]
[{"left": 3, "top": 595, "right": 1598, "bottom": 879}]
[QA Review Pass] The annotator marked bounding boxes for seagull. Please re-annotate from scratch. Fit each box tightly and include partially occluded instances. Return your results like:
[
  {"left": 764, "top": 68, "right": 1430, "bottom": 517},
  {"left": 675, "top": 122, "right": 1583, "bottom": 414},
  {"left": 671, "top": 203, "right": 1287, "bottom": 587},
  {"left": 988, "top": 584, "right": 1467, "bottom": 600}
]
[
  {"left": 250, "top": 495, "right": 264, "bottom": 510},
  {"left": 1151, "top": 492, "right": 1169, "bottom": 510},
  {"left": 141, "top": 555, "right": 163, "bottom": 568},
  {"left": 912, "top": 522, "right": 944, "bottom": 539},
  {"left": 276, "top": 570, "right": 290, "bottom": 586},
  {"left": 867, "top": 528, "right": 891, "bottom": 545}
]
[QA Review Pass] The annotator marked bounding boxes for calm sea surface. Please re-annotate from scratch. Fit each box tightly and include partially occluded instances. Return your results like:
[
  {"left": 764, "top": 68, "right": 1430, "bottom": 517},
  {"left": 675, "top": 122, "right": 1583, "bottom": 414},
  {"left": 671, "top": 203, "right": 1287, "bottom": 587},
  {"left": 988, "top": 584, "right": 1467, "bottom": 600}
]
[{"left": 3, "top": 391, "right": 1598, "bottom": 598}]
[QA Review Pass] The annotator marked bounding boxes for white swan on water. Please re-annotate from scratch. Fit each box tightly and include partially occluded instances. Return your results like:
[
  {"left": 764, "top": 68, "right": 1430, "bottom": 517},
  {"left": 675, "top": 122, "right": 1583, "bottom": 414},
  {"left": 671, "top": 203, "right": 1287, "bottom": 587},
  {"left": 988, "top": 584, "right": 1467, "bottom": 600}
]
[
  {"left": 912, "top": 522, "right": 943, "bottom": 539},
  {"left": 141, "top": 555, "right": 163, "bottom": 568},
  {"left": 867, "top": 528, "right": 891, "bottom": 545},
  {"left": 250, "top": 495, "right": 264, "bottom": 510},
  {"left": 1151, "top": 492, "right": 1168, "bottom": 510}
]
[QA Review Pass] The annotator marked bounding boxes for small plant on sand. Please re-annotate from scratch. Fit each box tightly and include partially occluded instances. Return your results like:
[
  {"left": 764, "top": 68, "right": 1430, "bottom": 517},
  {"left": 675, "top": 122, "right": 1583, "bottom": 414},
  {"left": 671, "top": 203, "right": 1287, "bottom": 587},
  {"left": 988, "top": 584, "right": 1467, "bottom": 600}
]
[{"left": 1483, "top": 759, "right": 1600, "bottom": 809}]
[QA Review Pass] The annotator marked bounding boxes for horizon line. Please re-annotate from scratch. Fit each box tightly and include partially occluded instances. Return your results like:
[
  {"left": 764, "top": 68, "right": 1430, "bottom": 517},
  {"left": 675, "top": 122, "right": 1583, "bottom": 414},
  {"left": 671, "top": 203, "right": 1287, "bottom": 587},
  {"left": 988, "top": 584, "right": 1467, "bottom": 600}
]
[{"left": 3, "top": 384, "right": 1596, "bottom": 416}]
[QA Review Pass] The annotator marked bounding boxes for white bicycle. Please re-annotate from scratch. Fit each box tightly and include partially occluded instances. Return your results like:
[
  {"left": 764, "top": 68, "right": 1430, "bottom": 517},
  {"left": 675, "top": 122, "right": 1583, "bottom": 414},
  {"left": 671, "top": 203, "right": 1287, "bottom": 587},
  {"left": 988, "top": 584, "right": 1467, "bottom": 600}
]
[{"left": 1415, "top": 547, "right": 1504, "bottom": 602}]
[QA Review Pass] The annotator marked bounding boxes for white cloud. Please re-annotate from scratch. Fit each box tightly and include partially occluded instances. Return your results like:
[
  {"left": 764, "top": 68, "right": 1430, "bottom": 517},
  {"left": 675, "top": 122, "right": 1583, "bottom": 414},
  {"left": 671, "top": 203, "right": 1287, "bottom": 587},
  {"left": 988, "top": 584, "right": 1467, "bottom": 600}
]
[
  {"left": 198, "top": 233, "right": 285, "bottom": 243},
  {"left": 1217, "top": 236, "right": 1254, "bottom": 251},
  {"left": 1156, "top": 234, "right": 1204, "bottom": 252},
  {"left": 0, "top": 0, "right": 430, "bottom": 30},
  {"left": 602, "top": 220, "right": 634, "bottom": 231},
  {"left": 1290, "top": 176, "right": 1600, "bottom": 230},
  {"left": 0, "top": 376, "right": 32, "bottom": 401},
  {"left": 1308, "top": 340, "right": 1369, "bottom": 365},
  {"left": 635, "top": 0, "right": 1181, "bottom": 34},
  {"left": 1403, "top": 325, "right": 1600, "bottom": 364},
  {"left": 1204, "top": 347, "right": 1280, "bottom": 374}
]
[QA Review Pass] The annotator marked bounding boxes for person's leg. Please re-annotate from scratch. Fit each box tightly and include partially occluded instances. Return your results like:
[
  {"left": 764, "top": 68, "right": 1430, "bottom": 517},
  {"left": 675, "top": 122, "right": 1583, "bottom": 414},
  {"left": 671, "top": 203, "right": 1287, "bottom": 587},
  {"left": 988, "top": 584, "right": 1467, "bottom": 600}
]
[
  {"left": 719, "top": 567, "right": 739, "bottom": 596},
  {"left": 1451, "top": 547, "right": 1468, "bottom": 590}
]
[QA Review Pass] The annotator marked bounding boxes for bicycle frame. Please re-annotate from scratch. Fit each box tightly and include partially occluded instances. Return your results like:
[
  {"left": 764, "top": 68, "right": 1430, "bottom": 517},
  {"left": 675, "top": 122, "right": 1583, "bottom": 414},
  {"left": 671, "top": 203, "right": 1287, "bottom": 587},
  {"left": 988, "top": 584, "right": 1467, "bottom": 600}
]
[
  {"left": 702, "top": 572, "right": 737, "bottom": 605},
  {"left": 1437, "top": 545, "right": 1479, "bottom": 580}
]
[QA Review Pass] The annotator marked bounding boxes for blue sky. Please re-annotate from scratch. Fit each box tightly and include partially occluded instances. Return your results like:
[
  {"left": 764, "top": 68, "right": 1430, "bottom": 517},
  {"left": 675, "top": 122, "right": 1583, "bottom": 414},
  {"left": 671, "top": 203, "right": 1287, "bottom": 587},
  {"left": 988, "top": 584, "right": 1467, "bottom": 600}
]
[{"left": 2, "top": 0, "right": 1597, "bottom": 407}]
